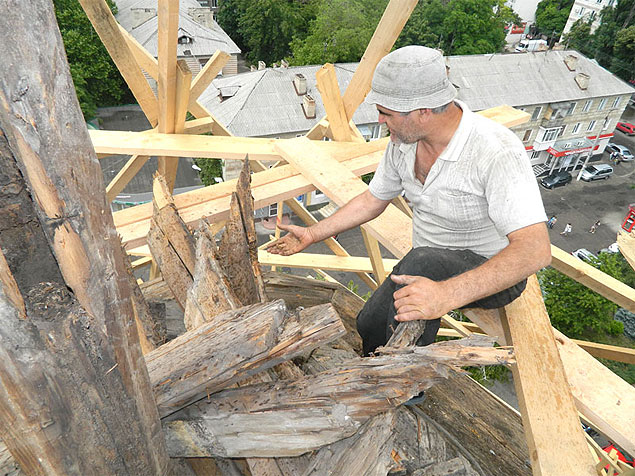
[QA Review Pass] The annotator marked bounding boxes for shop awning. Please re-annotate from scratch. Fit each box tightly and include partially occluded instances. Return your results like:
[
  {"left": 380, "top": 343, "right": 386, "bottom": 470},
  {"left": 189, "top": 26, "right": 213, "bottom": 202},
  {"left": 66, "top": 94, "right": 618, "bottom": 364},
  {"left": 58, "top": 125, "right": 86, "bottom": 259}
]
[{"left": 547, "top": 138, "right": 592, "bottom": 157}]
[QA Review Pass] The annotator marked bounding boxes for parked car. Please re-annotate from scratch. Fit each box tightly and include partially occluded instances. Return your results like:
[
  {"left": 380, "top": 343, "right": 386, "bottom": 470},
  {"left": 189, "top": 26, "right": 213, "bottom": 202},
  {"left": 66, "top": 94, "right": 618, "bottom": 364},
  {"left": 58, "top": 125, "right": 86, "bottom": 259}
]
[
  {"left": 540, "top": 170, "right": 572, "bottom": 189},
  {"left": 572, "top": 248, "right": 598, "bottom": 262},
  {"left": 599, "top": 242, "right": 620, "bottom": 254},
  {"left": 580, "top": 164, "right": 613, "bottom": 181},
  {"left": 616, "top": 121, "right": 635, "bottom": 135},
  {"left": 606, "top": 142, "right": 634, "bottom": 161}
]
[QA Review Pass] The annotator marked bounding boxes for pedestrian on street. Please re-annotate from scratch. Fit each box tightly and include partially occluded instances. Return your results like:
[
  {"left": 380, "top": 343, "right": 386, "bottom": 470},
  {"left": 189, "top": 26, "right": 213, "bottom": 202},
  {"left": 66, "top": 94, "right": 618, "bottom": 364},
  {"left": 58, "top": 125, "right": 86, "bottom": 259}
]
[
  {"left": 547, "top": 215, "right": 557, "bottom": 229},
  {"left": 561, "top": 223, "right": 572, "bottom": 236},
  {"left": 589, "top": 220, "right": 600, "bottom": 233}
]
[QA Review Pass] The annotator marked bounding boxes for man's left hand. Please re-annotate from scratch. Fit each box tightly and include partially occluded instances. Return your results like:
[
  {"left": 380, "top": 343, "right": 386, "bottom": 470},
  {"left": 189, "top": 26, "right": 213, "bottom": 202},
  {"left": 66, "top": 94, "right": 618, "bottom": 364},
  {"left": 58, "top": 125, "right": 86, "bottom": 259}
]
[{"left": 391, "top": 275, "right": 451, "bottom": 321}]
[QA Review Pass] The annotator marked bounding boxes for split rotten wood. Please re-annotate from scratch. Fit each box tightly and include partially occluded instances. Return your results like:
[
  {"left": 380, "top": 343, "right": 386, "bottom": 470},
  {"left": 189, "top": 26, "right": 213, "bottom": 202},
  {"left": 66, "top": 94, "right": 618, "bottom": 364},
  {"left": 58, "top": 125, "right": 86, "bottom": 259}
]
[
  {"left": 147, "top": 300, "right": 346, "bottom": 417},
  {"left": 163, "top": 337, "right": 514, "bottom": 458},
  {"left": 0, "top": 1, "right": 169, "bottom": 472}
]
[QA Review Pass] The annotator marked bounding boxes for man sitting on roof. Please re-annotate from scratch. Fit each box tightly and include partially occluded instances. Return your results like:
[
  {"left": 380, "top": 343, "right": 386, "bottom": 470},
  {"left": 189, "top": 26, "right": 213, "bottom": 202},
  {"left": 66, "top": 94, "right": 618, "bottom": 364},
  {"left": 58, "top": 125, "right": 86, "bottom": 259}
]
[{"left": 266, "top": 46, "right": 551, "bottom": 356}]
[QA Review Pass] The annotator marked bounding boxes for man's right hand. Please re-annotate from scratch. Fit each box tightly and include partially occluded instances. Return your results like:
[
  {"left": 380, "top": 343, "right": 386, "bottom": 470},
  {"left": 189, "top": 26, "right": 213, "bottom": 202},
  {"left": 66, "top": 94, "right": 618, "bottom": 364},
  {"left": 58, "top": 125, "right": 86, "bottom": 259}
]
[{"left": 265, "top": 222, "right": 315, "bottom": 256}]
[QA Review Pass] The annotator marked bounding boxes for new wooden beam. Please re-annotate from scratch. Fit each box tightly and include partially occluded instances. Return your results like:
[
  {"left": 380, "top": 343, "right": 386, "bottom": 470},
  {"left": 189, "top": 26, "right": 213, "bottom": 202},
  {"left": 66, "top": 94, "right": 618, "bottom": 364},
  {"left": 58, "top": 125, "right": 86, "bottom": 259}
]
[
  {"left": 106, "top": 154, "right": 150, "bottom": 202},
  {"left": 156, "top": 0, "right": 179, "bottom": 188},
  {"left": 316, "top": 63, "right": 353, "bottom": 142},
  {"left": 499, "top": 277, "right": 596, "bottom": 475},
  {"left": 78, "top": 0, "right": 158, "bottom": 126},
  {"left": 189, "top": 50, "right": 230, "bottom": 107},
  {"left": 118, "top": 23, "right": 159, "bottom": 80},
  {"left": 89, "top": 129, "right": 387, "bottom": 161},
  {"left": 550, "top": 245, "right": 635, "bottom": 313},
  {"left": 258, "top": 250, "right": 398, "bottom": 274}
]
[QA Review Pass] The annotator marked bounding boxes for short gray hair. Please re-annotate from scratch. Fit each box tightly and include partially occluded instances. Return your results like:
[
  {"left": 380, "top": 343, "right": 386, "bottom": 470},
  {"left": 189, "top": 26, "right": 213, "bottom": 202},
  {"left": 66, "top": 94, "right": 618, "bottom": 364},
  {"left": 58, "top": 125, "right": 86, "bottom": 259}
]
[{"left": 428, "top": 102, "right": 452, "bottom": 114}]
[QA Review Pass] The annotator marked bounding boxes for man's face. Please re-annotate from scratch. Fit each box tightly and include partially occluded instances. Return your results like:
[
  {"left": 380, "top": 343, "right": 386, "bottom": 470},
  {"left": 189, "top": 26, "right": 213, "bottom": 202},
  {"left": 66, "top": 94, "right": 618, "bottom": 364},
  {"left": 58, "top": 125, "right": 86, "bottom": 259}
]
[{"left": 376, "top": 106, "right": 422, "bottom": 144}]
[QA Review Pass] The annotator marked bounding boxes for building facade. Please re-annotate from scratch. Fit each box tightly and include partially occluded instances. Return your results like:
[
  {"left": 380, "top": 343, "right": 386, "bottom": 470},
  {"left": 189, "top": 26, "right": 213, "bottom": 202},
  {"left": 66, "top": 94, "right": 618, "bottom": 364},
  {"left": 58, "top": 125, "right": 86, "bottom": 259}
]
[
  {"left": 561, "top": 0, "right": 616, "bottom": 37},
  {"left": 446, "top": 50, "right": 633, "bottom": 175}
]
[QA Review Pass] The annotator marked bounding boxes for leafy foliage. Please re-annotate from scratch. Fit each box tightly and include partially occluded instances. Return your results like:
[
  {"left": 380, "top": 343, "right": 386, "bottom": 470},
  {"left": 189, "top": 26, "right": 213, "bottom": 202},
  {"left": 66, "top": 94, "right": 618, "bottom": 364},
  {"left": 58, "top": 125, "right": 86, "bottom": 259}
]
[
  {"left": 396, "top": 0, "right": 520, "bottom": 55},
  {"left": 538, "top": 252, "right": 633, "bottom": 339},
  {"left": 289, "top": 0, "right": 385, "bottom": 65},
  {"left": 561, "top": 0, "right": 634, "bottom": 82},
  {"left": 534, "top": 0, "right": 575, "bottom": 38},
  {"left": 218, "top": 0, "right": 317, "bottom": 66},
  {"left": 194, "top": 158, "right": 223, "bottom": 186},
  {"left": 53, "top": 0, "right": 131, "bottom": 119}
]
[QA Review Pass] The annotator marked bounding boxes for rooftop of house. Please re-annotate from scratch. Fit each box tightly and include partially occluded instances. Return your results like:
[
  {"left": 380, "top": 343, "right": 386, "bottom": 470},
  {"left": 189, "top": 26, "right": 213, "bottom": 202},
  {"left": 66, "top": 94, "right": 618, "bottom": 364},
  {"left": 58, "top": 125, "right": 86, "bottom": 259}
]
[
  {"left": 197, "top": 63, "right": 380, "bottom": 137},
  {"left": 447, "top": 49, "right": 634, "bottom": 110},
  {"left": 199, "top": 49, "right": 634, "bottom": 138},
  {"left": 115, "top": 0, "right": 240, "bottom": 58}
]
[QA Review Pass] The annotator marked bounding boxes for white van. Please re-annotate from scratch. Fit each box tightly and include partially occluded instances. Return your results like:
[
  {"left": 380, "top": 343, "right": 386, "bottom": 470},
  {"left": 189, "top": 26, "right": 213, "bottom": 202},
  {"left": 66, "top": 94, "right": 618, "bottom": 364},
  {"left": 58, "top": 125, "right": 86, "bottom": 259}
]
[
  {"left": 580, "top": 164, "right": 614, "bottom": 181},
  {"left": 515, "top": 39, "right": 548, "bottom": 52}
]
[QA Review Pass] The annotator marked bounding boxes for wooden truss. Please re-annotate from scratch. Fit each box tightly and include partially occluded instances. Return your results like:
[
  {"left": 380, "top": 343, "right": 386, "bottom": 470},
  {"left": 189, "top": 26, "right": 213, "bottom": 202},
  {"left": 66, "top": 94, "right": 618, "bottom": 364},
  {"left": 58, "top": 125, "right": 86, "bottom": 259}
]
[
  {"left": 1, "top": 0, "right": 634, "bottom": 475},
  {"left": 87, "top": 0, "right": 634, "bottom": 471}
]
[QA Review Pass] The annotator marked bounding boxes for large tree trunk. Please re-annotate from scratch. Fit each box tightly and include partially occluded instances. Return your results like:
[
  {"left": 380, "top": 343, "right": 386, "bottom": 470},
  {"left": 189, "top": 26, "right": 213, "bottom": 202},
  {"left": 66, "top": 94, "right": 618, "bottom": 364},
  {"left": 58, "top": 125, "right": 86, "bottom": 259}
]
[{"left": 0, "top": 1, "right": 169, "bottom": 473}]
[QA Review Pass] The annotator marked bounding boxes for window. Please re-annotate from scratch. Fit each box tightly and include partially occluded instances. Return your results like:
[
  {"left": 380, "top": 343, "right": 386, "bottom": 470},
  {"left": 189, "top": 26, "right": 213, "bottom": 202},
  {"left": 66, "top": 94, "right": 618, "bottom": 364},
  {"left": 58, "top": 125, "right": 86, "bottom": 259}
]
[
  {"left": 597, "top": 98, "right": 607, "bottom": 110},
  {"left": 612, "top": 97, "right": 621, "bottom": 108},
  {"left": 572, "top": 122, "right": 581, "bottom": 134},
  {"left": 579, "top": 6, "right": 585, "bottom": 15},
  {"left": 589, "top": 11, "right": 597, "bottom": 20},
  {"left": 566, "top": 102, "right": 576, "bottom": 116},
  {"left": 268, "top": 203, "right": 278, "bottom": 217},
  {"left": 531, "top": 106, "right": 542, "bottom": 121},
  {"left": 587, "top": 120, "right": 596, "bottom": 131},
  {"left": 582, "top": 100, "right": 592, "bottom": 112},
  {"left": 558, "top": 125, "right": 566, "bottom": 137},
  {"left": 542, "top": 127, "right": 560, "bottom": 141},
  {"left": 531, "top": 150, "right": 541, "bottom": 159},
  {"left": 523, "top": 130, "right": 532, "bottom": 141}
]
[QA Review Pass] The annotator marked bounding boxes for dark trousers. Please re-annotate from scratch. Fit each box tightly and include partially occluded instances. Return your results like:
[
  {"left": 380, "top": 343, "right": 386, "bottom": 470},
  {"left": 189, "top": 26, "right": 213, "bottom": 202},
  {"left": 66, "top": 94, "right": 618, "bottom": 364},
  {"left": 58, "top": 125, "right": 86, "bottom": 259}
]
[{"left": 356, "top": 247, "right": 527, "bottom": 356}]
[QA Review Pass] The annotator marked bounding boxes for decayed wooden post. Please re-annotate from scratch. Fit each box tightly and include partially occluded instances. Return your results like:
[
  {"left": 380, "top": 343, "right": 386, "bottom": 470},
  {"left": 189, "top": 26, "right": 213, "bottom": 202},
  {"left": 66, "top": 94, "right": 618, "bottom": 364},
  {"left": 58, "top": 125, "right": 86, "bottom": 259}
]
[{"left": 0, "top": 1, "right": 170, "bottom": 474}]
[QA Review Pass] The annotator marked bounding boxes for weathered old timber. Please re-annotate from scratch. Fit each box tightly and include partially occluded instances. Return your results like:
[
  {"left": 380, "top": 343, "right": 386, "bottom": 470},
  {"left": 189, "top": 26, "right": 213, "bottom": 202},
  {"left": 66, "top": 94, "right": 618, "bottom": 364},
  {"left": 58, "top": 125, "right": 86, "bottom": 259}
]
[
  {"left": 163, "top": 338, "right": 514, "bottom": 457},
  {"left": 184, "top": 223, "right": 240, "bottom": 330},
  {"left": 0, "top": 0, "right": 169, "bottom": 472},
  {"left": 217, "top": 160, "right": 266, "bottom": 306},
  {"left": 147, "top": 300, "right": 346, "bottom": 417}
]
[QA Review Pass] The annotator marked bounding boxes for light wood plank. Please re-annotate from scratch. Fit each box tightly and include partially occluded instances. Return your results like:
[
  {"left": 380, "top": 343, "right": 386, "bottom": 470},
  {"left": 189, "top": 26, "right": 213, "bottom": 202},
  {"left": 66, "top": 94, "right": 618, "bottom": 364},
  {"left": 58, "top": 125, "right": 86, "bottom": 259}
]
[
  {"left": 118, "top": 23, "right": 158, "bottom": 80},
  {"left": 89, "top": 129, "right": 387, "bottom": 161},
  {"left": 550, "top": 245, "right": 635, "bottom": 313},
  {"left": 258, "top": 250, "right": 398, "bottom": 274},
  {"left": 156, "top": 0, "right": 179, "bottom": 186},
  {"left": 78, "top": 0, "right": 158, "bottom": 126},
  {"left": 106, "top": 154, "right": 150, "bottom": 202},
  {"left": 499, "top": 277, "right": 596, "bottom": 476},
  {"left": 316, "top": 63, "right": 353, "bottom": 142},
  {"left": 616, "top": 230, "right": 635, "bottom": 271},
  {"left": 361, "top": 228, "right": 386, "bottom": 284},
  {"left": 189, "top": 50, "right": 230, "bottom": 106},
  {"left": 276, "top": 137, "right": 412, "bottom": 258}
]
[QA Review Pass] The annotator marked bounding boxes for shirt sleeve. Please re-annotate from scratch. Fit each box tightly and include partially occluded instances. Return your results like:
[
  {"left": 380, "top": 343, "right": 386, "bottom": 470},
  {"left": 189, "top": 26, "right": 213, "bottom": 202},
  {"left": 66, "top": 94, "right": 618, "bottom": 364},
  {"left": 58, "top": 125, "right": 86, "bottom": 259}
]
[
  {"left": 368, "top": 141, "right": 405, "bottom": 201},
  {"left": 483, "top": 133, "right": 547, "bottom": 237}
]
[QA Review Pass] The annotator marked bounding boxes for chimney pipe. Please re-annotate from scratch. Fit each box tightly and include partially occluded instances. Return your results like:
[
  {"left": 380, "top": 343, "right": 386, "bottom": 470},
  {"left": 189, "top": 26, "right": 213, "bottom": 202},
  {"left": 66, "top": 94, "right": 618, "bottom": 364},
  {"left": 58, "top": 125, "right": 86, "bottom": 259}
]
[
  {"left": 564, "top": 54, "right": 578, "bottom": 71},
  {"left": 574, "top": 72, "right": 590, "bottom": 90},
  {"left": 293, "top": 73, "right": 307, "bottom": 95},
  {"left": 302, "top": 94, "right": 316, "bottom": 119}
]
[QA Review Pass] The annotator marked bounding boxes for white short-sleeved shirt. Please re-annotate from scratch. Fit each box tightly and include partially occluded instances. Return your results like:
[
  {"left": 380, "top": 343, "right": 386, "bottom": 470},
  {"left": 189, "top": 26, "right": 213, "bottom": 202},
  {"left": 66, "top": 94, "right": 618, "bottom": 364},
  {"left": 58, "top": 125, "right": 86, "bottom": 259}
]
[{"left": 369, "top": 100, "right": 547, "bottom": 258}]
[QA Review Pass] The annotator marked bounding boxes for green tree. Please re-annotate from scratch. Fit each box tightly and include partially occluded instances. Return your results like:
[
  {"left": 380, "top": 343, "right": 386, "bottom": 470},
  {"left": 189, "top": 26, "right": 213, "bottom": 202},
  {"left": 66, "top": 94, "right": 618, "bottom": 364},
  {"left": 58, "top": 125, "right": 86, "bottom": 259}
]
[
  {"left": 397, "top": 0, "right": 519, "bottom": 55},
  {"left": 54, "top": 0, "right": 131, "bottom": 119},
  {"left": 216, "top": 0, "right": 249, "bottom": 53},
  {"left": 538, "top": 252, "right": 631, "bottom": 339},
  {"left": 289, "top": 0, "right": 386, "bottom": 65},
  {"left": 239, "top": 0, "right": 309, "bottom": 65},
  {"left": 534, "top": 0, "right": 575, "bottom": 38},
  {"left": 562, "top": 18, "right": 593, "bottom": 53},
  {"left": 194, "top": 158, "right": 223, "bottom": 186}
]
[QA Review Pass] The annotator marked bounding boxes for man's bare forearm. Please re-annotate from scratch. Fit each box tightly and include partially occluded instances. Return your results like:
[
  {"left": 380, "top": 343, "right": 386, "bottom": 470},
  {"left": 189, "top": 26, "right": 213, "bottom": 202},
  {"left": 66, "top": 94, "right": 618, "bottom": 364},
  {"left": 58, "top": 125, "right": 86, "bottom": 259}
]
[
  {"left": 307, "top": 190, "right": 390, "bottom": 243},
  {"left": 443, "top": 222, "right": 551, "bottom": 310}
]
